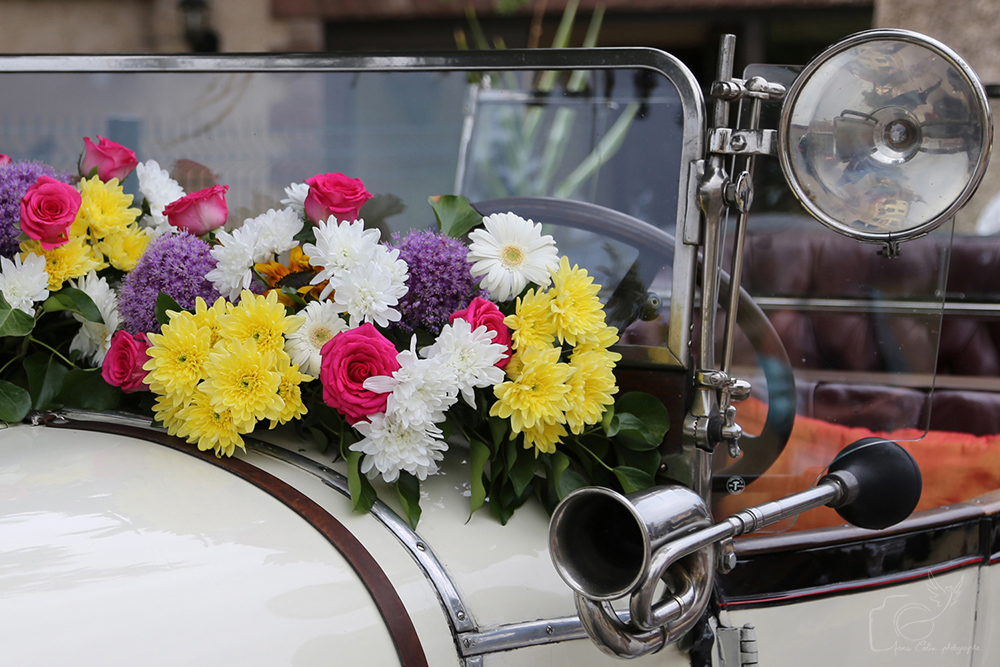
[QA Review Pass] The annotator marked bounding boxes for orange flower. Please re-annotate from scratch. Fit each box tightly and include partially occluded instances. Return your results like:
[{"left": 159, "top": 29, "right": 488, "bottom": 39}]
[{"left": 254, "top": 246, "right": 328, "bottom": 304}]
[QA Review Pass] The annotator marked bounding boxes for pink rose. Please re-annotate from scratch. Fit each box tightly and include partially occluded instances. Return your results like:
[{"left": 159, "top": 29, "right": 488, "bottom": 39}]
[
  {"left": 19, "top": 176, "right": 81, "bottom": 250},
  {"left": 320, "top": 323, "right": 400, "bottom": 425},
  {"left": 164, "top": 184, "right": 229, "bottom": 235},
  {"left": 102, "top": 331, "right": 152, "bottom": 393},
  {"left": 451, "top": 297, "right": 512, "bottom": 369},
  {"left": 304, "top": 172, "right": 373, "bottom": 225},
  {"left": 0, "top": 154, "right": 11, "bottom": 165},
  {"left": 80, "top": 136, "right": 138, "bottom": 182}
]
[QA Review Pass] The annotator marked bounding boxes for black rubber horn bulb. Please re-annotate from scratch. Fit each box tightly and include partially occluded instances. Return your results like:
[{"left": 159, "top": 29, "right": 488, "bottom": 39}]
[{"left": 823, "top": 437, "right": 922, "bottom": 530}]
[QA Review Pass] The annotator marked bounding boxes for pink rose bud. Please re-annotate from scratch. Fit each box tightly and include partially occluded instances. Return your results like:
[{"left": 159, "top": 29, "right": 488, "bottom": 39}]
[
  {"left": 164, "top": 184, "right": 229, "bottom": 235},
  {"left": 304, "top": 172, "right": 373, "bottom": 225},
  {"left": 450, "top": 297, "right": 512, "bottom": 369},
  {"left": 319, "top": 323, "right": 400, "bottom": 425},
  {"left": 0, "top": 154, "right": 12, "bottom": 165},
  {"left": 80, "top": 136, "right": 138, "bottom": 182},
  {"left": 102, "top": 331, "right": 152, "bottom": 393},
  {"left": 19, "top": 175, "right": 81, "bottom": 250}
]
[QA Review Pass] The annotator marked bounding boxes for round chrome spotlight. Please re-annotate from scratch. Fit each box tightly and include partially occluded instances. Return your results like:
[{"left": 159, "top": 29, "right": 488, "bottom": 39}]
[{"left": 778, "top": 29, "right": 993, "bottom": 244}]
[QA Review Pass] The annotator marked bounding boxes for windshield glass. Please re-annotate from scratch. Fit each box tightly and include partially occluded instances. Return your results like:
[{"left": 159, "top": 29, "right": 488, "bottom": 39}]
[{"left": 0, "top": 56, "right": 698, "bottom": 366}]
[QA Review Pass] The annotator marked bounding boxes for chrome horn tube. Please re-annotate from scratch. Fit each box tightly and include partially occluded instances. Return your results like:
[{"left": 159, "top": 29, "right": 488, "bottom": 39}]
[{"left": 549, "top": 484, "right": 716, "bottom": 658}]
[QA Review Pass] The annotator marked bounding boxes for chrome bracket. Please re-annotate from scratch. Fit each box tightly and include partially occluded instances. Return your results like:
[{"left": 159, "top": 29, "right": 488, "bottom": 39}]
[{"left": 708, "top": 128, "right": 778, "bottom": 157}]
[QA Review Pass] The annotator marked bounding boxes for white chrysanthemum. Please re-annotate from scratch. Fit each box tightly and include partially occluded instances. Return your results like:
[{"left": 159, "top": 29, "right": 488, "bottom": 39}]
[
  {"left": 467, "top": 212, "right": 560, "bottom": 301},
  {"left": 303, "top": 219, "right": 381, "bottom": 298},
  {"left": 284, "top": 300, "right": 349, "bottom": 376},
  {"left": 69, "top": 271, "right": 120, "bottom": 365},
  {"left": 421, "top": 318, "right": 506, "bottom": 407},
  {"left": 139, "top": 213, "right": 174, "bottom": 240},
  {"left": 252, "top": 208, "right": 304, "bottom": 259},
  {"left": 330, "top": 261, "right": 405, "bottom": 328},
  {"left": 207, "top": 228, "right": 257, "bottom": 301},
  {"left": 136, "top": 160, "right": 185, "bottom": 238},
  {"left": 0, "top": 253, "right": 49, "bottom": 314},
  {"left": 364, "top": 337, "right": 458, "bottom": 427},
  {"left": 372, "top": 244, "right": 409, "bottom": 300},
  {"left": 281, "top": 182, "right": 309, "bottom": 215},
  {"left": 350, "top": 412, "right": 448, "bottom": 483}
]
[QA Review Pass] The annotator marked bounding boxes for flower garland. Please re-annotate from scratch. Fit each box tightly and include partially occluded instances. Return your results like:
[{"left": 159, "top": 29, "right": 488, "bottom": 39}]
[{"left": 0, "top": 139, "right": 670, "bottom": 525}]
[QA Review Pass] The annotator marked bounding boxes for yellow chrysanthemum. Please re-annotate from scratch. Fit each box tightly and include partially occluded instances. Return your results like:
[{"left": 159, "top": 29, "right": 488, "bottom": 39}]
[
  {"left": 565, "top": 349, "right": 619, "bottom": 434},
  {"left": 521, "top": 418, "right": 568, "bottom": 456},
  {"left": 192, "top": 296, "right": 230, "bottom": 346},
  {"left": 151, "top": 393, "right": 185, "bottom": 436},
  {"left": 221, "top": 290, "right": 304, "bottom": 357},
  {"left": 573, "top": 324, "right": 622, "bottom": 357},
  {"left": 490, "top": 345, "right": 573, "bottom": 433},
  {"left": 549, "top": 256, "right": 606, "bottom": 346},
  {"left": 97, "top": 224, "right": 150, "bottom": 271},
  {"left": 20, "top": 237, "right": 102, "bottom": 291},
  {"left": 76, "top": 176, "right": 141, "bottom": 240},
  {"left": 143, "top": 310, "right": 212, "bottom": 403},
  {"left": 269, "top": 355, "right": 312, "bottom": 428},
  {"left": 176, "top": 389, "right": 247, "bottom": 458},
  {"left": 200, "top": 337, "right": 283, "bottom": 426},
  {"left": 504, "top": 287, "right": 556, "bottom": 351}
]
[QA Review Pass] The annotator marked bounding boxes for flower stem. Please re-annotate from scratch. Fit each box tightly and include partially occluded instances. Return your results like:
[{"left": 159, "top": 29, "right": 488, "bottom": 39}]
[
  {"left": 572, "top": 438, "right": 615, "bottom": 473},
  {"left": 27, "top": 337, "right": 79, "bottom": 369}
]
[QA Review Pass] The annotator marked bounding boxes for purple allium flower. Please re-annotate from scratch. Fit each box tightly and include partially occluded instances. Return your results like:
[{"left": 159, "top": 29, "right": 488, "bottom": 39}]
[
  {"left": 390, "top": 228, "right": 487, "bottom": 334},
  {"left": 0, "top": 161, "right": 72, "bottom": 259},
  {"left": 118, "top": 232, "right": 221, "bottom": 335}
]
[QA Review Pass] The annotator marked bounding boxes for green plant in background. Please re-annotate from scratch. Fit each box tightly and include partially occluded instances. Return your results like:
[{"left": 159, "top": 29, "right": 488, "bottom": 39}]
[{"left": 456, "top": 0, "right": 640, "bottom": 200}]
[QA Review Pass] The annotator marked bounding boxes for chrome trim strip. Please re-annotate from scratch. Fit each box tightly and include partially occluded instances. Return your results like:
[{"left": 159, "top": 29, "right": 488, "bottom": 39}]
[
  {"left": 458, "top": 616, "right": 589, "bottom": 656},
  {"left": 752, "top": 296, "right": 1000, "bottom": 315}
]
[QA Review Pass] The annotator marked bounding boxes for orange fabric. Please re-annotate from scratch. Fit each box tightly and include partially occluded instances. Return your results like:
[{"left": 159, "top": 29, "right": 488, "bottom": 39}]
[{"left": 713, "top": 398, "right": 1000, "bottom": 532}]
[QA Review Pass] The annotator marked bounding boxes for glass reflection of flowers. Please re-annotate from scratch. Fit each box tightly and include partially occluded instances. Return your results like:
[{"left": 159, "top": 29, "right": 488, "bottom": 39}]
[{"left": 0, "top": 139, "right": 669, "bottom": 526}]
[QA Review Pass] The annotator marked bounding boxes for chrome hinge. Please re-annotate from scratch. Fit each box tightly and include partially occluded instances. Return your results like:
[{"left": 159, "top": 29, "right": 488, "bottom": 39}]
[{"left": 717, "top": 622, "right": 758, "bottom": 667}]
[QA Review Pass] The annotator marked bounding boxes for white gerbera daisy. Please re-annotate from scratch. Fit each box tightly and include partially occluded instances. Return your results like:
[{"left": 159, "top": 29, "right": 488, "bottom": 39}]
[
  {"left": 69, "top": 271, "right": 120, "bottom": 365},
  {"left": 350, "top": 412, "right": 447, "bottom": 483},
  {"left": 206, "top": 227, "right": 257, "bottom": 301},
  {"left": 330, "top": 261, "right": 405, "bottom": 328},
  {"left": 0, "top": 253, "right": 49, "bottom": 314},
  {"left": 421, "top": 318, "right": 506, "bottom": 407},
  {"left": 303, "top": 219, "right": 381, "bottom": 298},
  {"left": 364, "top": 336, "right": 458, "bottom": 427},
  {"left": 284, "top": 300, "right": 348, "bottom": 376},
  {"left": 467, "top": 212, "right": 560, "bottom": 301},
  {"left": 281, "top": 182, "right": 309, "bottom": 215},
  {"left": 252, "top": 208, "right": 304, "bottom": 259}
]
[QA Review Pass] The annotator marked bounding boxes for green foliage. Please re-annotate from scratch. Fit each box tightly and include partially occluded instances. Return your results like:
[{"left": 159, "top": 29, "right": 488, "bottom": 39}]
[
  {"left": 155, "top": 292, "right": 185, "bottom": 326},
  {"left": 0, "top": 293, "right": 35, "bottom": 337},
  {"left": 430, "top": 195, "right": 484, "bottom": 239},
  {"left": 396, "top": 472, "right": 422, "bottom": 528},
  {"left": 0, "top": 379, "right": 31, "bottom": 423},
  {"left": 41, "top": 287, "right": 103, "bottom": 324}
]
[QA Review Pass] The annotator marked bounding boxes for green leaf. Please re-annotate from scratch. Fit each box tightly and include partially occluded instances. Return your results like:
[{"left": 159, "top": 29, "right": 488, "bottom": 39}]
[
  {"left": 0, "top": 379, "right": 31, "bottom": 422},
  {"left": 0, "top": 293, "right": 35, "bottom": 337},
  {"left": 57, "top": 368, "right": 120, "bottom": 411},
  {"left": 346, "top": 451, "right": 377, "bottom": 514},
  {"left": 42, "top": 287, "right": 103, "bottom": 324},
  {"left": 508, "top": 443, "right": 539, "bottom": 497},
  {"left": 395, "top": 471, "right": 422, "bottom": 528},
  {"left": 468, "top": 436, "right": 491, "bottom": 517},
  {"left": 616, "top": 447, "right": 662, "bottom": 479},
  {"left": 488, "top": 415, "right": 508, "bottom": 449},
  {"left": 550, "top": 451, "right": 588, "bottom": 499},
  {"left": 429, "top": 195, "right": 483, "bottom": 238},
  {"left": 154, "top": 292, "right": 185, "bottom": 327},
  {"left": 613, "top": 466, "right": 655, "bottom": 494},
  {"left": 608, "top": 392, "right": 671, "bottom": 448},
  {"left": 24, "top": 353, "right": 69, "bottom": 410}
]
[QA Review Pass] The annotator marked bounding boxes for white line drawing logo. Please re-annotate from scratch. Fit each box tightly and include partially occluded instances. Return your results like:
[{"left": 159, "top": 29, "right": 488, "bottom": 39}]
[{"left": 869, "top": 573, "right": 964, "bottom": 652}]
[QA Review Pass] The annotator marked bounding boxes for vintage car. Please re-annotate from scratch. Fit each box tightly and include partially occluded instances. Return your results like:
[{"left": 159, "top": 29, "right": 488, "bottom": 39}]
[{"left": 1, "top": 29, "right": 997, "bottom": 666}]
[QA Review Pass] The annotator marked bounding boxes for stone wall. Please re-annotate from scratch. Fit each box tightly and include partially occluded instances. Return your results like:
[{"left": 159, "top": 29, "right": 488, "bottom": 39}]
[{"left": 0, "top": 0, "right": 322, "bottom": 53}]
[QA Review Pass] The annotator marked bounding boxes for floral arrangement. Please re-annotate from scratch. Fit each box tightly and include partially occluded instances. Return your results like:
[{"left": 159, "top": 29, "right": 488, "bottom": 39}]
[{"left": 0, "top": 139, "right": 669, "bottom": 525}]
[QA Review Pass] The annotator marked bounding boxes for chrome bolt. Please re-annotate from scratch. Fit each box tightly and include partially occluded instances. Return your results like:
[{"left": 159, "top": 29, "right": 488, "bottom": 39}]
[{"left": 730, "top": 134, "right": 747, "bottom": 151}]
